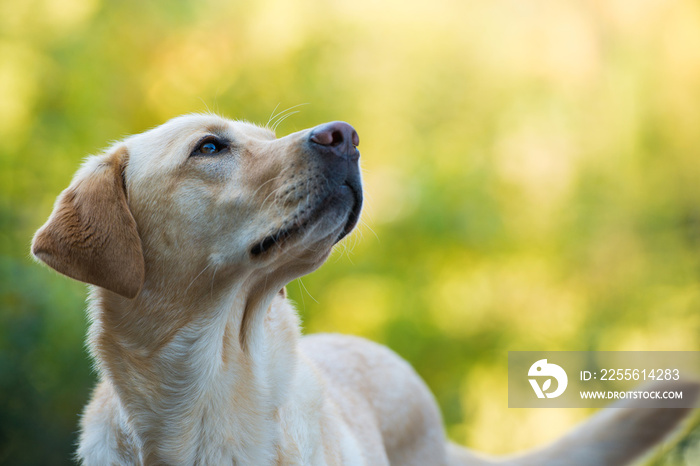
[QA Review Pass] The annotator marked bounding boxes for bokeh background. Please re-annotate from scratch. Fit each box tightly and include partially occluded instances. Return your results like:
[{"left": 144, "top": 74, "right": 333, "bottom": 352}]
[{"left": 2, "top": 0, "right": 700, "bottom": 464}]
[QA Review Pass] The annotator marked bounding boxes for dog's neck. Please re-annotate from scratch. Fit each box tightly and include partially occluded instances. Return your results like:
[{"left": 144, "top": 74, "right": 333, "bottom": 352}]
[{"left": 87, "top": 269, "right": 299, "bottom": 464}]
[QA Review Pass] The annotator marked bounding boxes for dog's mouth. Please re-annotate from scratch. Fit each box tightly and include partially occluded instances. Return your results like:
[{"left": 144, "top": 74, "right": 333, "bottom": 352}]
[
  {"left": 336, "top": 182, "right": 362, "bottom": 241},
  {"left": 250, "top": 182, "right": 362, "bottom": 257}
]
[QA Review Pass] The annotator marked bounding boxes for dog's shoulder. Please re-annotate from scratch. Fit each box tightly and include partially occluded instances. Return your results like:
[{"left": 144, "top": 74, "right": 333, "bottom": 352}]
[{"left": 299, "top": 333, "right": 448, "bottom": 463}]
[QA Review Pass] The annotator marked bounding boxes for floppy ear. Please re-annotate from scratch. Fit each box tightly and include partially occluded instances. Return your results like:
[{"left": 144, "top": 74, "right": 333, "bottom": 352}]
[{"left": 31, "top": 147, "right": 145, "bottom": 299}]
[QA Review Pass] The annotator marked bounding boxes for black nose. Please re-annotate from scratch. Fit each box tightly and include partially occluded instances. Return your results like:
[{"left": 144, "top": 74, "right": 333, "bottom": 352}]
[{"left": 309, "top": 121, "right": 360, "bottom": 161}]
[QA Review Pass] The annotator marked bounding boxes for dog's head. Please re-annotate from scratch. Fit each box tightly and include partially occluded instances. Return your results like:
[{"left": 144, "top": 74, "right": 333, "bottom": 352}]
[{"left": 31, "top": 114, "right": 363, "bottom": 299}]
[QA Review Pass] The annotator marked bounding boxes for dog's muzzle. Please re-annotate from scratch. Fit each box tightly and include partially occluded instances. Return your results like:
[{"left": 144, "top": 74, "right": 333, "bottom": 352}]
[
  {"left": 250, "top": 122, "right": 363, "bottom": 256},
  {"left": 308, "top": 121, "right": 363, "bottom": 240}
]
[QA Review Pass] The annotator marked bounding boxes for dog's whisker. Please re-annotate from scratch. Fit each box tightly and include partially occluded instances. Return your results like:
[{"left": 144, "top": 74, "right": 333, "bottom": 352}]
[
  {"left": 199, "top": 97, "right": 212, "bottom": 115},
  {"left": 271, "top": 111, "right": 300, "bottom": 132},
  {"left": 250, "top": 174, "right": 284, "bottom": 200},
  {"left": 184, "top": 263, "right": 212, "bottom": 295},
  {"left": 268, "top": 103, "right": 298, "bottom": 126},
  {"left": 359, "top": 218, "right": 379, "bottom": 243},
  {"left": 266, "top": 103, "right": 282, "bottom": 127},
  {"left": 295, "top": 279, "right": 306, "bottom": 311},
  {"left": 260, "top": 182, "right": 290, "bottom": 212},
  {"left": 270, "top": 108, "right": 296, "bottom": 129},
  {"left": 333, "top": 242, "right": 350, "bottom": 263},
  {"left": 296, "top": 277, "right": 318, "bottom": 304},
  {"left": 268, "top": 103, "right": 309, "bottom": 131},
  {"left": 210, "top": 265, "right": 218, "bottom": 300}
]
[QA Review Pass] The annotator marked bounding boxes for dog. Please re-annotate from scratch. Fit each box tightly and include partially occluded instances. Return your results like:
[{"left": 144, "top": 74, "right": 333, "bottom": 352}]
[{"left": 32, "top": 114, "right": 698, "bottom": 465}]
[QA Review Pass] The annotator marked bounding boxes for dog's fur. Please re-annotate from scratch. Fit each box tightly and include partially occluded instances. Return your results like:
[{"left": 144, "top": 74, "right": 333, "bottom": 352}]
[{"left": 32, "top": 114, "right": 698, "bottom": 465}]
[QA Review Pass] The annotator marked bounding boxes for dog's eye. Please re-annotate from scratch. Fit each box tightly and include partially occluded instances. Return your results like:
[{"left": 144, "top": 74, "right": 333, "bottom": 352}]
[
  {"left": 192, "top": 137, "right": 228, "bottom": 156},
  {"left": 201, "top": 142, "right": 218, "bottom": 154}
]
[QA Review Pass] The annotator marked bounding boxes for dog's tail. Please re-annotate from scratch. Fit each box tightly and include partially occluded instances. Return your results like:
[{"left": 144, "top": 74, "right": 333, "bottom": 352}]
[{"left": 446, "top": 380, "right": 699, "bottom": 466}]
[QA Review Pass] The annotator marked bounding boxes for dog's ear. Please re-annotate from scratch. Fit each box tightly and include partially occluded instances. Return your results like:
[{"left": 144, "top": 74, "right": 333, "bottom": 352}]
[{"left": 31, "top": 147, "right": 145, "bottom": 299}]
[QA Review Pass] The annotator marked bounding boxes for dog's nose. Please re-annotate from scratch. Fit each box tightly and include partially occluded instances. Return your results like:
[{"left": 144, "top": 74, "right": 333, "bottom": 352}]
[{"left": 309, "top": 121, "right": 360, "bottom": 161}]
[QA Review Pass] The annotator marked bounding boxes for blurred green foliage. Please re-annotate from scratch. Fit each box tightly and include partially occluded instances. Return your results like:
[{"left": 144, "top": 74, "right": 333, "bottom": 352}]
[{"left": 2, "top": 0, "right": 700, "bottom": 464}]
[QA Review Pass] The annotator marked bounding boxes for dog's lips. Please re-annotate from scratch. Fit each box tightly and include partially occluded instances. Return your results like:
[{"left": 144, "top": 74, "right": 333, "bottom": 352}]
[
  {"left": 335, "top": 182, "right": 362, "bottom": 243},
  {"left": 250, "top": 181, "right": 362, "bottom": 257},
  {"left": 250, "top": 223, "right": 306, "bottom": 256}
]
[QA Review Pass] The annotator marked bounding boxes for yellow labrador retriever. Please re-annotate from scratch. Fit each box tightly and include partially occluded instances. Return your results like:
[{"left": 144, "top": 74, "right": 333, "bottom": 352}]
[{"left": 32, "top": 114, "right": 697, "bottom": 465}]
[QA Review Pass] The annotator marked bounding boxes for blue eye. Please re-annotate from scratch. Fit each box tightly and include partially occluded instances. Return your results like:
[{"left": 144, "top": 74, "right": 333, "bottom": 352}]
[
  {"left": 201, "top": 142, "right": 217, "bottom": 154},
  {"left": 193, "top": 137, "right": 228, "bottom": 156}
]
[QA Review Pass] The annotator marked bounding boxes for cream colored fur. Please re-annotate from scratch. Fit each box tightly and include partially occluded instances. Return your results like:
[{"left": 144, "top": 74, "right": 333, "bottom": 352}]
[{"left": 32, "top": 114, "right": 698, "bottom": 465}]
